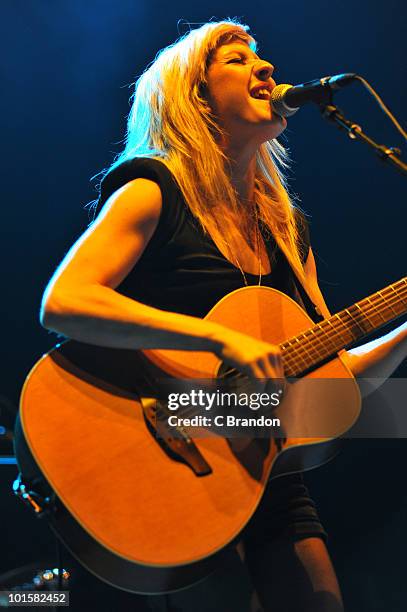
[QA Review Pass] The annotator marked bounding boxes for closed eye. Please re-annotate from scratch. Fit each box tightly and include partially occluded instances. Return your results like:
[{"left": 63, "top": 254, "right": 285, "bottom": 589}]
[{"left": 226, "top": 57, "right": 245, "bottom": 64}]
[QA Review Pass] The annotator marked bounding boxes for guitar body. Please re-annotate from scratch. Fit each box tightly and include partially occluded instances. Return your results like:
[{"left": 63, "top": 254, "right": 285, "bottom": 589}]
[{"left": 17, "top": 286, "right": 361, "bottom": 594}]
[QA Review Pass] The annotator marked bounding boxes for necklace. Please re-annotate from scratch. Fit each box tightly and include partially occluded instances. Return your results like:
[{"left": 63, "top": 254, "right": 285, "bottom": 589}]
[{"left": 232, "top": 207, "right": 263, "bottom": 287}]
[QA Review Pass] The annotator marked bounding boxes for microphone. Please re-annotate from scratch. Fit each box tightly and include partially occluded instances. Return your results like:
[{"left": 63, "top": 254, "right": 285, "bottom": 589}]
[{"left": 270, "top": 73, "right": 357, "bottom": 117}]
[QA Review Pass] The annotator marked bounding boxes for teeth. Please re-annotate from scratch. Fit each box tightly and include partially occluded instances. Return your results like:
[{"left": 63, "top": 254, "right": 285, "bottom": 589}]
[{"left": 252, "top": 88, "right": 270, "bottom": 99}]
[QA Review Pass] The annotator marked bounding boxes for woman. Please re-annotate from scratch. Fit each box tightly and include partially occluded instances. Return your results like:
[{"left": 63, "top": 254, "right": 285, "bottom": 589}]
[{"left": 39, "top": 19, "right": 406, "bottom": 612}]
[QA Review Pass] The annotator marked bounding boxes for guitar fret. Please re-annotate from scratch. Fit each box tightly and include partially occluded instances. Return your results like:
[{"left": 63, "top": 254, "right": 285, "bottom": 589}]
[
  {"left": 300, "top": 331, "right": 326, "bottom": 366},
  {"left": 335, "top": 313, "right": 355, "bottom": 340},
  {"left": 400, "top": 280, "right": 407, "bottom": 302},
  {"left": 328, "top": 314, "right": 356, "bottom": 347},
  {"left": 345, "top": 307, "right": 368, "bottom": 334},
  {"left": 366, "top": 295, "right": 387, "bottom": 323},
  {"left": 355, "top": 300, "right": 377, "bottom": 328},
  {"left": 281, "top": 277, "right": 407, "bottom": 378},
  {"left": 282, "top": 341, "right": 306, "bottom": 376},
  {"left": 390, "top": 285, "right": 407, "bottom": 313},
  {"left": 293, "top": 337, "right": 310, "bottom": 370},
  {"left": 376, "top": 290, "right": 398, "bottom": 318},
  {"left": 314, "top": 322, "right": 339, "bottom": 354}
]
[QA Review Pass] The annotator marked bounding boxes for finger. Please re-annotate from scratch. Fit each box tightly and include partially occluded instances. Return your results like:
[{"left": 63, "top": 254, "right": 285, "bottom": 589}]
[
  {"left": 258, "top": 354, "right": 282, "bottom": 380},
  {"left": 260, "top": 359, "right": 285, "bottom": 395},
  {"left": 267, "top": 352, "right": 284, "bottom": 378},
  {"left": 258, "top": 358, "right": 276, "bottom": 380},
  {"left": 251, "top": 363, "right": 266, "bottom": 380},
  {"left": 246, "top": 364, "right": 269, "bottom": 393},
  {"left": 252, "top": 360, "right": 278, "bottom": 396}
]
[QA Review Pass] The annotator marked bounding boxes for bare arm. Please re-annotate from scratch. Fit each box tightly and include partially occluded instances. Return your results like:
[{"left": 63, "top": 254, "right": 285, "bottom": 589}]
[
  {"left": 342, "top": 323, "right": 407, "bottom": 395},
  {"left": 42, "top": 178, "right": 227, "bottom": 352},
  {"left": 41, "top": 178, "right": 283, "bottom": 380},
  {"left": 304, "top": 249, "right": 407, "bottom": 396}
]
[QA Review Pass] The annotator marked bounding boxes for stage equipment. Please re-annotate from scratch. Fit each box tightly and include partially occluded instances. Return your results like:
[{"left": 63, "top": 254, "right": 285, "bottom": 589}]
[
  {"left": 270, "top": 73, "right": 356, "bottom": 116},
  {"left": 271, "top": 73, "right": 407, "bottom": 175}
]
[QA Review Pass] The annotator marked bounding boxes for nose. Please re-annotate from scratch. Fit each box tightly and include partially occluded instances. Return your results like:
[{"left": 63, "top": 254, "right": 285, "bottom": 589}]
[{"left": 254, "top": 61, "right": 274, "bottom": 81}]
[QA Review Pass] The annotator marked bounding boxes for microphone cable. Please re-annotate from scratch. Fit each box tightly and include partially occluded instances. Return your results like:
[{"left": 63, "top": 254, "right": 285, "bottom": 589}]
[{"left": 352, "top": 75, "right": 407, "bottom": 141}]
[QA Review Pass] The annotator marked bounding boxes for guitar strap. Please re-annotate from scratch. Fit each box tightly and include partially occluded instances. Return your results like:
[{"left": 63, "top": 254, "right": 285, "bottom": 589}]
[
  {"left": 291, "top": 270, "right": 325, "bottom": 324},
  {"left": 261, "top": 211, "right": 329, "bottom": 324},
  {"left": 278, "top": 247, "right": 327, "bottom": 324}
]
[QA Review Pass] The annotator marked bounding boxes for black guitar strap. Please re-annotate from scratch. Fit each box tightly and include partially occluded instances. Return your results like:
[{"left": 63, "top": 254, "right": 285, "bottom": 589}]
[{"left": 292, "top": 271, "right": 325, "bottom": 324}]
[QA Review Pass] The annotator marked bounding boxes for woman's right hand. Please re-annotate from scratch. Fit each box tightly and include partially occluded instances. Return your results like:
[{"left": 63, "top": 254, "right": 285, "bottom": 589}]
[{"left": 216, "top": 328, "right": 285, "bottom": 383}]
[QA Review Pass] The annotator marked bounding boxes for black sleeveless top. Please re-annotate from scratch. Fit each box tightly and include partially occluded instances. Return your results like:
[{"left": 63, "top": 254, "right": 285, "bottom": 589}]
[{"left": 97, "top": 157, "right": 318, "bottom": 322}]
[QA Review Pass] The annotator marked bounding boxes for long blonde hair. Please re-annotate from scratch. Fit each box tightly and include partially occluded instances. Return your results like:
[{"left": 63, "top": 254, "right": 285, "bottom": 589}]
[{"left": 108, "top": 19, "right": 306, "bottom": 282}]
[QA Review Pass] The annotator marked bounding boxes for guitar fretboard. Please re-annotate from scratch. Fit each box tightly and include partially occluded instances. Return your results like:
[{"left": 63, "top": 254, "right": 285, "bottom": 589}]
[{"left": 281, "top": 277, "right": 407, "bottom": 377}]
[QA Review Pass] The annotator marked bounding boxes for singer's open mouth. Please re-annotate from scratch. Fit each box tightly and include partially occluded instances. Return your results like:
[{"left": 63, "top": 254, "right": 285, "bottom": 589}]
[
  {"left": 250, "top": 84, "right": 272, "bottom": 100},
  {"left": 251, "top": 89, "right": 271, "bottom": 100}
]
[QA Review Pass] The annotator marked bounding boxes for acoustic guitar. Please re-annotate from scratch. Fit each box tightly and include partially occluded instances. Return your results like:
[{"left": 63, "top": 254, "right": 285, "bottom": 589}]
[{"left": 16, "top": 279, "right": 406, "bottom": 594}]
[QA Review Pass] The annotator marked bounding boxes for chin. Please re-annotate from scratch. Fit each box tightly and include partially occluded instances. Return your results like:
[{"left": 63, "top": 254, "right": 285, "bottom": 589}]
[{"left": 261, "top": 115, "right": 287, "bottom": 141}]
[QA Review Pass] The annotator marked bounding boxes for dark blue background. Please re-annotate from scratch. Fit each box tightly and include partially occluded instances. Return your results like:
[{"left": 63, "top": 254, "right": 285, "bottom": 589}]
[{"left": 1, "top": 1, "right": 406, "bottom": 610}]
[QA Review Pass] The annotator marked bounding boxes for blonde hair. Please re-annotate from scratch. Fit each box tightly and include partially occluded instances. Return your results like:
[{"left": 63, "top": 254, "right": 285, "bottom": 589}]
[{"left": 109, "top": 19, "right": 306, "bottom": 282}]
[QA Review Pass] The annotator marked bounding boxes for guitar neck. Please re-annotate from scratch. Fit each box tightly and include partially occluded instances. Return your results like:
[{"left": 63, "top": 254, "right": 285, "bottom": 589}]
[{"left": 281, "top": 277, "right": 407, "bottom": 377}]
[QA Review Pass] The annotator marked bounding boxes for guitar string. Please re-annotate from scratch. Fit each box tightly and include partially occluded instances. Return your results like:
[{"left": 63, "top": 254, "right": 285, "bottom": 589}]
[
  {"left": 290, "top": 278, "right": 407, "bottom": 346},
  {"left": 281, "top": 281, "right": 407, "bottom": 371},
  {"left": 160, "top": 282, "right": 407, "bottom": 421},
  {"left": 282, "top": 282, "right": 407, "bottom": 356},
  {"left": 281, "top": 295, "right": 403, "bottom": 370},
  {"left": 281, "top": 301, "right": 406, "bottom": 374},
  {"left": 151, "top": 282, "right": 406, "bottom": 417},
  {"left": 165, "top": 282, "right": 407, "bottom": 399},
  {"left": 281, "top": 288, "right": 407, "bottom": 373},
  {"left": 302, "top": 279, "right": 407, "bottom": 346}
]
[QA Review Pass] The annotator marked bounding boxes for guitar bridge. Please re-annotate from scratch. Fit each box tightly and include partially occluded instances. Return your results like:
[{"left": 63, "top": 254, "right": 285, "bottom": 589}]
[{"left": 141, "top": 397, "right": 212, "bottom": 477}]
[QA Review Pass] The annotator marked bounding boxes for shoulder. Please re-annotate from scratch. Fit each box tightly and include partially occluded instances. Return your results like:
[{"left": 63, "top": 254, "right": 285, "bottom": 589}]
[
  {"left": 96, "top": 177, "right": 163, "bottom": 234},
  {"left": 91, "top": 157, "right": 186, "bottom": 254},
  {"left": 92, "top": 157, "right": 180, "bottom": 220}
]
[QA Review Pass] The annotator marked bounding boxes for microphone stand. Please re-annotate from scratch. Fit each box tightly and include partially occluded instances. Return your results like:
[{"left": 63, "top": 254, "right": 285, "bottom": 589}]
[{"left": 319, "top": 102, "right": 407, "bottom": 177}]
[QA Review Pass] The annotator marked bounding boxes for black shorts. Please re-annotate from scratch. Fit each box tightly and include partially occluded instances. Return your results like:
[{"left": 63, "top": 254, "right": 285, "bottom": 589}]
[
  {"left": 146, "top": 473, "right": 327, "bottom": 611},
  {"left": 242, "top": 471, "right": 328, "bottom": 546}
]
